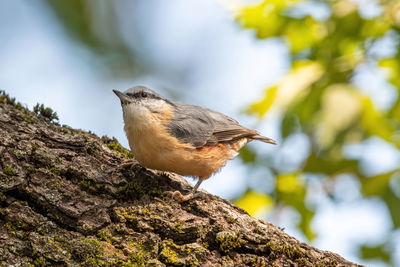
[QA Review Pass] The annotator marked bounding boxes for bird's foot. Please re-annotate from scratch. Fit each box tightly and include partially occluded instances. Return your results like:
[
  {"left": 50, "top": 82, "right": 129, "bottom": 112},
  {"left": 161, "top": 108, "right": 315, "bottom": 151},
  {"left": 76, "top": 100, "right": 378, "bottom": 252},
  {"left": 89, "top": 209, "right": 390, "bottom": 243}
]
[
  {"left": 164, "top": 190, "right": 202, "bottom": 202},
  {"left": 164, "top": 179, "right": 205, "bottom": 202}
]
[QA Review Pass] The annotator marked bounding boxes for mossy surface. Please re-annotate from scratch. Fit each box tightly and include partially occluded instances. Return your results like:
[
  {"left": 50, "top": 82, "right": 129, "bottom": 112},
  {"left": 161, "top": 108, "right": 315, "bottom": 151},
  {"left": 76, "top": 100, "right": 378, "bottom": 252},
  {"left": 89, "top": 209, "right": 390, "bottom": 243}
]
[
  {"left": 264, "top": 240, "right": 311, "bottom": 265},
  {"left": 226, "top": 216, "right": 237, "bottom": 224},
  {"left": 101, "top": 136, "right": 133, "bottom": 159},
  {"left": 0, "top": 90, "right": 23, "bottom": 109},
  {"left": 114, "top": 181, "right": 144, "bottom": 200},
  {"left": 3, "top": 167, "right": 16, "bottom": 176},
  {"left": 215, "top": 232, "right": 244, "bottom": 253},
  {"left": 33, "top": 103, "right": 59, "bottom": 122},
  {"left": 158, "top": 240, "right": 201, "bottom": 266}
]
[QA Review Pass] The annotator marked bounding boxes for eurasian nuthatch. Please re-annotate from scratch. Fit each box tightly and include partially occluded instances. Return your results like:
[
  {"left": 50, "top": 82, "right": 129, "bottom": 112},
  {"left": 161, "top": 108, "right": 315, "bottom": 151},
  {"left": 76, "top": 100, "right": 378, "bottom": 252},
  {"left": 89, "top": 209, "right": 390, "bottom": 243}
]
[{"left": 113, "top": 86, "right": 276, "bottom": 201}]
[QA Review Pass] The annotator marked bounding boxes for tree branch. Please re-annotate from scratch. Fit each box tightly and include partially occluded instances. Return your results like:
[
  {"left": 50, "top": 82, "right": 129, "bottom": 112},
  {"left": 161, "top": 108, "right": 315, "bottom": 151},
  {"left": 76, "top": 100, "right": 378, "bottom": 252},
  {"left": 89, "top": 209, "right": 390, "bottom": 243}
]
[{"left": 0, "top": 92, "right": 360, "bottom": 266}]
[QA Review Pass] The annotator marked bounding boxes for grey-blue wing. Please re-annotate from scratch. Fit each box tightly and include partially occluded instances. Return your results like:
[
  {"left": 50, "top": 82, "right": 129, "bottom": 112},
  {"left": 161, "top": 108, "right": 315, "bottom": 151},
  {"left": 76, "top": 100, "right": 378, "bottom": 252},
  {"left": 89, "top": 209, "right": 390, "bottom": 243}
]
[{"left": 167, "top": 102, "right": 259, "bottom": 148}]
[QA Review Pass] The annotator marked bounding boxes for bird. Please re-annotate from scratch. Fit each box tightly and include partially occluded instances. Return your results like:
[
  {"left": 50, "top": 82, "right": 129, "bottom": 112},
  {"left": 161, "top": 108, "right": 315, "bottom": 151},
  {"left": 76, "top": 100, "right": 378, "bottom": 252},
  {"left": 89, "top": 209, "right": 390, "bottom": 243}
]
[{"left": 113, "top": 86, "right": 276, "bottom": 201}]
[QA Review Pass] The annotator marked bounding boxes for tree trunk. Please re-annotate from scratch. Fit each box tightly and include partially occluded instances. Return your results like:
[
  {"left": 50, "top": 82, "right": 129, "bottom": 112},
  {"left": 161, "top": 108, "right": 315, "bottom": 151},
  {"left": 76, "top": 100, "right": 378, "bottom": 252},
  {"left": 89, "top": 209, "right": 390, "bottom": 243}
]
[{"left": 0, "top": 91, "right": 361, "bottom": 266}]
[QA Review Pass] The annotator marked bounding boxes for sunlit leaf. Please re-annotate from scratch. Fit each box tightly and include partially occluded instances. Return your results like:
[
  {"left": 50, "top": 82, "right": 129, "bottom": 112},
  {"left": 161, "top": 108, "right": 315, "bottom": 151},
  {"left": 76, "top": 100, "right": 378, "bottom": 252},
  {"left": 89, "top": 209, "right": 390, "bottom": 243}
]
[
  {"left": 284, "top": 17, "right": 324, "bottom": 53},
  {"left": 338, "top": 39, "right": 363, "bottom": 68},
  {"left": 276, "top": 173, "right": 303, "bottom": 193},
  {"left": 379, "top": 58, "right": 399, "bottom": 77},
  {"left": 361, "top": 97, "right": 395, "bottom": 144},
  {"left": 238, "top": 0, "right": 305, "bottom": 39},
  {"left": 234, "top": 190, "right": 273, "bottom": 217},
  {"left": 249, "top": 86, "right": 278, "bottom": 117}
]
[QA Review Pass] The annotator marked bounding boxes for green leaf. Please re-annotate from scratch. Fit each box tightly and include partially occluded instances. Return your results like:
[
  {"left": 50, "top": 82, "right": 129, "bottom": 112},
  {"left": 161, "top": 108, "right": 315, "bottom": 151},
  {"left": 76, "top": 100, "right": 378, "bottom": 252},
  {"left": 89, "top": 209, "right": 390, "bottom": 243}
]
[
  {"left": 360, "top": 244, "right": 391, "bottom": 263},
  {"left": 284, "top": 17, "right": 324, "bottom": 53},
  {"left": 238, "top": 1, "right": 291, "bottom": 39}
]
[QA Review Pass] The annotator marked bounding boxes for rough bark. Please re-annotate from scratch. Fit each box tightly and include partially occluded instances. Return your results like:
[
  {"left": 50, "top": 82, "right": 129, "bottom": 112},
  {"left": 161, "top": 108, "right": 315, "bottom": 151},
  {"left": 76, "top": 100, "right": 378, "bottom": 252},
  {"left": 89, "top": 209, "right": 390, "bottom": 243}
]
[{"left": 0, "top": 92, "right": 361, "bottom": 266}]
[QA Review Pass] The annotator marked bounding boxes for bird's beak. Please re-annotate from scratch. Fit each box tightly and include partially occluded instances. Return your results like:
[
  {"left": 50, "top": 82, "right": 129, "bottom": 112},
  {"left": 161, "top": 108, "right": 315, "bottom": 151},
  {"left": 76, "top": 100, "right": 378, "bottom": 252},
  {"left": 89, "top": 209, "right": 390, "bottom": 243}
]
[{"left": 113, "top": 90, "right": 131, "bottom": 104}]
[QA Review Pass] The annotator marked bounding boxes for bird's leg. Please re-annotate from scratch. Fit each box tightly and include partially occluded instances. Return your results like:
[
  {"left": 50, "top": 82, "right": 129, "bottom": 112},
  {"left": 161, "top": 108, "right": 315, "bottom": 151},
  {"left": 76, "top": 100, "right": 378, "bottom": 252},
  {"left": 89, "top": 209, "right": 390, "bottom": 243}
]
[
  {"left": 191, "top": 179, "right": 203, "bottom": 194},
  {"left": 167, "top": 179, "right": 204, "bottom": 202}
]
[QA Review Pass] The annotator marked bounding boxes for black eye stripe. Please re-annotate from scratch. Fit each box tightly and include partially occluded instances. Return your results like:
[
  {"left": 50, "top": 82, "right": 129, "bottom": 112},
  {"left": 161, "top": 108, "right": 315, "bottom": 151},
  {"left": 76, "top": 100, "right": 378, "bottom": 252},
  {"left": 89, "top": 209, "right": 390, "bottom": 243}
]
[{"left": 126, "top": 91, "right": 162, "bottom": 100}]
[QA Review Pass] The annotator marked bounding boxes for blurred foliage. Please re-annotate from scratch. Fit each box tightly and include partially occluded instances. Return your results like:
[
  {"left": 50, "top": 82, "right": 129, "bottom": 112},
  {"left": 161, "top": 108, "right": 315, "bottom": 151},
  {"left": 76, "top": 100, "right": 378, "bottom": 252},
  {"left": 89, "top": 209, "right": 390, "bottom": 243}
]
[
  {"left": 361, "top": 243, "right": 391, "bottom": 263},
  {"left": 235, "top": 190, "right": 273, "bottom": 217},
  {"left": 235, "top": 0, "right": 400, "bottom": 264},
  {"left": 44, "top": 0, "right": 142, "bottom": 77}
]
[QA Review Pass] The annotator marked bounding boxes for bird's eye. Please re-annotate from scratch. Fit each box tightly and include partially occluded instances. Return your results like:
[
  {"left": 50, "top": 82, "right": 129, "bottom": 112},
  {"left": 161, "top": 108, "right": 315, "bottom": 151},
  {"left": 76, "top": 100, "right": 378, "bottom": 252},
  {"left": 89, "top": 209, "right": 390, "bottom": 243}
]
[{"left": 141, "top": 91, "right": 148, "bottom": 98}]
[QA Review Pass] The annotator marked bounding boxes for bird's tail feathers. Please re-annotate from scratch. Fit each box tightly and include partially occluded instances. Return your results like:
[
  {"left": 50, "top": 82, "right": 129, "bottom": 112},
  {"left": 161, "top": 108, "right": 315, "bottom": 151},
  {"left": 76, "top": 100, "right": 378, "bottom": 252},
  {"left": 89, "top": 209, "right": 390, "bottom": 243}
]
[{"left": 250, "top": 135, "right": 277, "bottom": 145}]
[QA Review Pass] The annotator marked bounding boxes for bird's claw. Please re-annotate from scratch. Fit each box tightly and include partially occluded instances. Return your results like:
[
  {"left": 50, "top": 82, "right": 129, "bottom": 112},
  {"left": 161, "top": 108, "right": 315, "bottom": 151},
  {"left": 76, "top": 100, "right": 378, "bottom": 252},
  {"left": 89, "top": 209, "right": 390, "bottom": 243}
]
[{"left": 164, "top": 190, "right": 201, "bottom": 202}]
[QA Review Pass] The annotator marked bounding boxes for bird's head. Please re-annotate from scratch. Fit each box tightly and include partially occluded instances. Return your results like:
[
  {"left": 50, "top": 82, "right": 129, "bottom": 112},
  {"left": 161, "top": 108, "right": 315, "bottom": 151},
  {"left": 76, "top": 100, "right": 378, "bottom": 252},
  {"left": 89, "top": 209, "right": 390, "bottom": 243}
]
[{"left": 113, "top": 86, "right": 172, "bottom": 123}]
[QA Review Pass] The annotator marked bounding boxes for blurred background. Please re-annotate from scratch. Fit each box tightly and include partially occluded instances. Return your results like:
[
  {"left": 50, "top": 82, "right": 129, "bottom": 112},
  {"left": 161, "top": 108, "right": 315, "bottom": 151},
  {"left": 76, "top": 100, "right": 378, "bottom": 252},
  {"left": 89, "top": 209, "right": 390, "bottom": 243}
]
[{"left": 1, "top": 0, "right": 400, "bottom": 265}]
